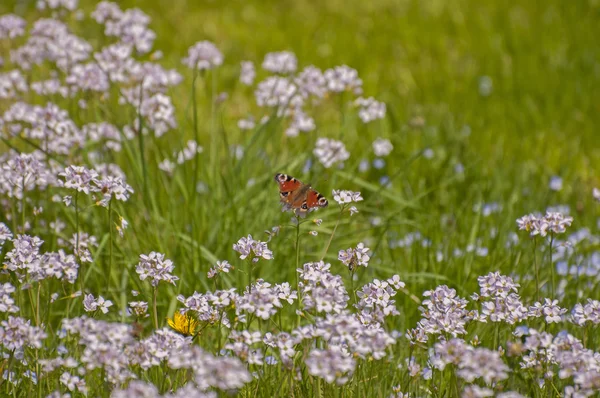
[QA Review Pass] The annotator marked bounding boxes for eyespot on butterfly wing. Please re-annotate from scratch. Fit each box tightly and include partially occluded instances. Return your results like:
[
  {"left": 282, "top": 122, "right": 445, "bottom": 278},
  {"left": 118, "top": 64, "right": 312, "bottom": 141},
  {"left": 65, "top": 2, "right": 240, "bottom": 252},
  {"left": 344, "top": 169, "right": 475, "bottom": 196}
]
[
  {"left": 305, "top": 189, "right": 328, "bottom": 209},
  {"left": 274, "top": 173, "right": 328, "bottom": 216},
  {"left": 274, "top": 173, "right": 303, "bottom": 206}
]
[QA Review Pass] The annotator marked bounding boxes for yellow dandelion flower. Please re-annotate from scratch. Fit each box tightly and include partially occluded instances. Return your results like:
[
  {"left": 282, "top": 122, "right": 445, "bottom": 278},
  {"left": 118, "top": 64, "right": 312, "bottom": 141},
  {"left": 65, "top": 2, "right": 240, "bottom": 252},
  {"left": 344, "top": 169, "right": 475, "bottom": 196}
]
[{"left": 167, "top": 311, "right": 199, "bottom": 336}]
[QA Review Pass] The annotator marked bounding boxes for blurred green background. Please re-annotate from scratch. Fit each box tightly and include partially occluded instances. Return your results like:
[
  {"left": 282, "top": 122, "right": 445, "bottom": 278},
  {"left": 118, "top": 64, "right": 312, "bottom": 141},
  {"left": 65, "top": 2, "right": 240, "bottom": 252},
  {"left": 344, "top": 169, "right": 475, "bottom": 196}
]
[
  {"left": 5, "top": 0, "right": 600, "bottom": 169},
  {"left": 2, "top": 0, "right": 600, "bottom": 300}
]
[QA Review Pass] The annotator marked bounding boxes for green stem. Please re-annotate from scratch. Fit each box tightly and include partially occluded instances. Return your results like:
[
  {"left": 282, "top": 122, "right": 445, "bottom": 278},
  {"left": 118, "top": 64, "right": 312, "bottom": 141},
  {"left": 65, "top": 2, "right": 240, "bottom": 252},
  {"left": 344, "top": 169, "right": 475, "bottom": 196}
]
[
  {"left": 321, "top": 206, "right": 345, "bottom": 261},
  {"left": 294, "top": 216, "right": 302, "bottom": 327},
  {"left": 191, "top": 69, "right": 200, "bottom": 208},
  {"left": 549, "top": 233, "right": 555, "bottom": 298},
  {"left": 75, "top": 191, "right": 79, "bottom": 254},
  {"left": 36, "top": 284, "right": 41, "bottom": 327},
  {"left": 248, "top": 258, "right": 254, "bottom": 290},
  {"left": 153, "top": 286, "right": 159, "bottom": 329},
  {"left": 21, "top": 176, "right": 25, "bottom": 232},
  {"left": 136, "top": 83, "right": 149, "bottom": 203},
  {"left": 533, "top": 237, "right": 539, "bottom": 302},
  {"left": 350, "top": 269, "right": 357, "bottom": 306},
  {"left": 295, "top": 216, "right": 301, "bottom": 289},
  {"left": 107, "top": 200, "right": 113, "bottom": 289}
]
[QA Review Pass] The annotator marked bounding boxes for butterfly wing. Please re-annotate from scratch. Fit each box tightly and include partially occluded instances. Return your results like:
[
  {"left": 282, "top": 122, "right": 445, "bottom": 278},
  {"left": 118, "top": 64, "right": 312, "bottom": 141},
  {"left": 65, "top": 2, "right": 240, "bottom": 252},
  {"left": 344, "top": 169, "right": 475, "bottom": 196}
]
[
  {"left": 305, "top": 189, "right": 328, "bottom": 209},
  {"left": 275, "top": 173, "right": 328, "bottom": 217},
  {"left": 274, "top": 173, "right": 304, "bottom": 207}
]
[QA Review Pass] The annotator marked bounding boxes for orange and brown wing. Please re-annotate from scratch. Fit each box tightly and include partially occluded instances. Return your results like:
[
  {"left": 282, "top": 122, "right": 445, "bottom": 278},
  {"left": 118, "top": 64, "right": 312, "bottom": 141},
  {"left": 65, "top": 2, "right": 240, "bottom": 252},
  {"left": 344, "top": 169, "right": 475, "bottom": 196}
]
[
  {"left": 274, "top": 173, "right": 304, "bottom": 206},
  {"left": 305, "top": 189, "right": 328, "bottom": 209}
]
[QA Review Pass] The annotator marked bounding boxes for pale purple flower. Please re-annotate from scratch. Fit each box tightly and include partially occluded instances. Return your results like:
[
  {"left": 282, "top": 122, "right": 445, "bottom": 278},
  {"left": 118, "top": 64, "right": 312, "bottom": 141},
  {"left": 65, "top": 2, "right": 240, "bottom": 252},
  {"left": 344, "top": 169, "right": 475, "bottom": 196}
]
[
  {"left": 12, "top": 19, "right": 92, "bottom": 71},
  {"left": 411, "top": 286, "right": 473, "bottom": 340},
  {"left": 306, "top": 346, "right": 355, "bottom": 385},
  {"left": 96, "top": 5, "right": 156, "bottom": 53},
  {"left": 472, "top": 272, "right": 528, "bottom": 324},
  {"left": 356, "top": 277, "right": 402, "bottom": 324},
  {"left": 0, "top": 70, "right": 28, "bottom": 99},
  {"left": 390, "top": 385, "right": 410, "bottom": 398},
  {"left": 332, "top": 189, "right": 363, "bottom": 205},
  {"left": 59, "top": 165, "right": 99, "bottom": 195},
  {"left": 0, "top": 316, "right": 47, "bottom": 351},
  {"left": 233, "top": 235, "right": 273, "bottom": 262},
  {"left": 571, "top": 299, "right": 600, "bottom": 326},
  {"left": 517, "top": 213, "right": 557, "bottom": 237},
  {"left": 139, "top": 93, "right": 177, "bottom": 137},
  {"left": 0, "top": 151, "right": 56, "bottom": 199},
  {"left": 0, "top": 14, "right": 26, "bottom": 39},
  {"left": 82, "top": 122, "right": 122, "bottom": 152},
  {"left": 65, "top": 63, "right": 109, "bottom": 93},
  {"left": 549, "top": 175, "right": 563, "bottom": 191},
  {"left": 59, "top": 371, "right": 87, "bottom": 395},
  {"left": 544, "top": 212, "right": 574, "bottom": 234},
  {"left": 93, "top": 43, "right": 136, "bottom": 82},
  {"left": 30, "top": 78, "right": 68, "bottom": 97},
  {"left": 285, "top": 110, "right": 315, "bottom": 137},
  {"left": 593, "top": 188, "right": 600, "bottom": 202},
  {"left": 431, "top": 339, "right": 509, "bottom": 384},
  {"left": 529, "top": 299, "right": 567, "bottom": 323},
  {"left": 207, "top": 260, "right": 232, "bottom": 279},
  {"left": 237, "top": 116, "right": 256, "bottom": 130},
  {"left": 355, "top": 97, "right": 386, "bottom": 123},
  {"left": 372, "top": 138, "right": 393, "bottom": 157},
  {"left": 324, "top": 65, "right": 362, "bottom": 94},
  {"left": 61, "top": 316, "right": 135, "bottom": 384},
  {"left": 129, "top": 301, "right": 149, "bottom": 317},
  {"left": 182, "top": 41, "right": 223, "bottom": 70},
  {"left": 262, "top": 51, "right": 297, "bottom": 74},
  {"left": 93, "top": 176, "right": 134, "bottom": 206},
  {"left": 129, "top": 328, "right": 190, "bottom": 370},
  {"left": 36, "top": 0, "right": 79, "bottom": 11},
  {"left": 255, "top": 76, "right": 298, "bottom": 110},
  {"left": 295, "top": 66, "right": 327, "bottom": 98},
  {"left": 237, "top": 279, "right": 286, "bottom": 320},
  {"left": 0, "top": 223, "right": 12, "bottom": 247},
  {"left": 313, "top": 138, "right": 350, "bottom": 168},
  {"left": 338, "top": 242, "right": 370, "bottom": 271},
  {"left": 136, "top": 252, "right": 179, "bottom": 287},
  {"left": 167, "top": 345, "right": 252, "bottom": 390},
  {"left": 297, "top": 261, "right": 349, "bottom": 314},
  {"left": 4, "top": 234, "right": 44, "bottom": 282},
  {"left": 0, "top": 283, "right": 19, "bottom": 313},
  {"left": 239, "top": 61, "right": 255, "bottom": 85},
  {"left": 175, "top": 140, "right": 203, "bottom": 164},
  {"left": 158, "top": 159, "right": 176, "bottom": 175},
  {"left": 462, "top": 385, "right": 494, "bottom": 398},
  {"left": 91, "top": 1, "right": 123, "bottom": 23},
  {"left": 82, "top": 294, "right": 113, "bottom": 314},
  {"left": 69, "top": 232, "right": 98, "bottom": 263},
  {"left": 41, "top": 250, "right": 79, "bottom": 284}
]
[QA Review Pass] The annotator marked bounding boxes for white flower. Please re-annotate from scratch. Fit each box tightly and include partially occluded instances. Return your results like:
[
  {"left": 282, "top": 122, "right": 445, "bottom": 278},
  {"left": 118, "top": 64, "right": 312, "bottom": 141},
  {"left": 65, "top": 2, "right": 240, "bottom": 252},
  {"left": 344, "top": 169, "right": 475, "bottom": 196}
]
[
  {"left": 82, "top": 294, "right": 113, "bottom": 314},
  {"left": 262, "top": 51, "right": 297, "bottom": 74},
  {"left": 332, "top": 190, "right": 363, "bottom": 205},
  {"left": 355, "top": 97, "right": 386, "bottom": 123},
  {"left": 239, "top": 61, "right": 255, "bottom": 85},
  {"left": 313, "top": 138, "right": 350, "bottom": 168},
  {"left": 549, "top": 175, "right": 563, "bottom": 191},
  {"left": 182, "top": 41, "right": 223, "bottom": 70},
  {"left": 372, "top": 138, "right": 393, "bottom": 156},
  {"left": 593, "top": 187, "right": 600, "bottom": 202},
  {"left": 338, "top": 242, "right": 371, "bottom": 270}
]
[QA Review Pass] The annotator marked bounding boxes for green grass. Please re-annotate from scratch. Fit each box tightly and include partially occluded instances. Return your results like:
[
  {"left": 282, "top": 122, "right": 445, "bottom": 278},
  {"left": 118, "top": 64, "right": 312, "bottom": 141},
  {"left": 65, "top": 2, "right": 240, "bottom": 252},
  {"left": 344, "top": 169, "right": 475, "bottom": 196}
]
[{"left": 1, "top": 0, "right": 600, "bottom": 396}]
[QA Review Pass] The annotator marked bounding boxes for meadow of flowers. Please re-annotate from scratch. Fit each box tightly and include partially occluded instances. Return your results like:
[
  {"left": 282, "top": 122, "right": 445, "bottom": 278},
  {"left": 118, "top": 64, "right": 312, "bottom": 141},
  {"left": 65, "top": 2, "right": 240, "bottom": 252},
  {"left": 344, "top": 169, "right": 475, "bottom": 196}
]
[{"left": 0, "top": 0, "right": 599, "bottom": 397}]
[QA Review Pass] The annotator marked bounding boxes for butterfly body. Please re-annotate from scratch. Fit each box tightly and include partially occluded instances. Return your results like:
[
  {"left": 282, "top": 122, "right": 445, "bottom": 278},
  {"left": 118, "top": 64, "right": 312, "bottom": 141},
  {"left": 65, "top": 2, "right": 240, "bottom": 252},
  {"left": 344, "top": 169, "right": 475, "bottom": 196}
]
[{"left": 274, "top": 173, "right": 328, "bottom": 217}]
